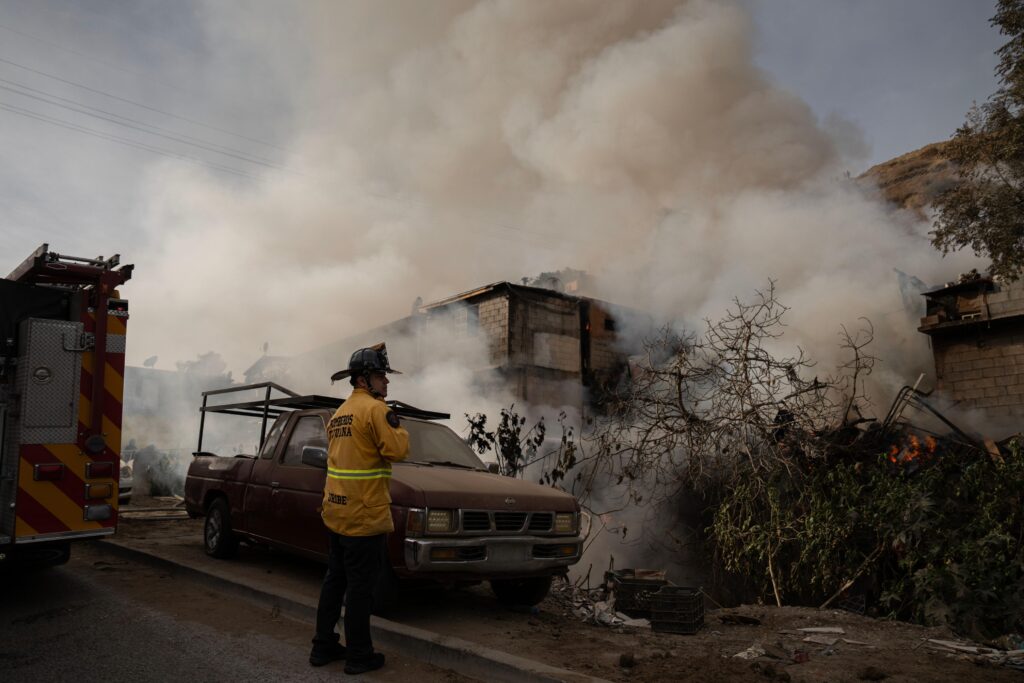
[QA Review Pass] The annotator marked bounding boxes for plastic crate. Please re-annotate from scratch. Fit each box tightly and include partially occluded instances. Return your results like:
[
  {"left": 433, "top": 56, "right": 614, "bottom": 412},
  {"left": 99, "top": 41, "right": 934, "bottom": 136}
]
[
  {"left": 605, "top": 569, "right": 669, "bottom": 618},
  {"left": 650, "top": 586, "right": 704, "bottom": 634}
]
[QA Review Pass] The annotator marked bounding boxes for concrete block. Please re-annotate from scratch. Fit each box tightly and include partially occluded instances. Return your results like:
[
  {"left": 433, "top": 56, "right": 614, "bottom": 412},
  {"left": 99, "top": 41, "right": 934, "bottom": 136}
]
[
  {"left": 984, "top": 386, "right": 1008, "bottom": 398},
  {"left": 995, "top": 373, "right": 1019, "bottom": 386},
  {"left": 1006, "top": 382, "right": 1024, "bottom": 396},
  {"left": 986, "top": 290, "right": 1010, "bottom": 304},
  {"left": 958, "top": 377, "right": 996, "bottom": 390},
  {"left": 971, "top": 358, "right": 998, "bottom": 370},
  {"left": 982, "top": 366, "right": 1010, "bottom": 378}
]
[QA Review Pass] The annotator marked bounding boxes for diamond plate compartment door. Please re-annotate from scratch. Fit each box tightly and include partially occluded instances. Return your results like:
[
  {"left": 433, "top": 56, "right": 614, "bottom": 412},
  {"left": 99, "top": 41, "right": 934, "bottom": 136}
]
[{"left": 16, "top": 318, "right": 83, "bottom": 445}]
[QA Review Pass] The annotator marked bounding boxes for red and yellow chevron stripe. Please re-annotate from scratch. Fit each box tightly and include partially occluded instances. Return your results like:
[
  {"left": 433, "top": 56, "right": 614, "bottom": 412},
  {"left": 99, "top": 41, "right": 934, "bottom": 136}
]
[{"left": 14, "top": 303, "right": 127, "bottom": 540}]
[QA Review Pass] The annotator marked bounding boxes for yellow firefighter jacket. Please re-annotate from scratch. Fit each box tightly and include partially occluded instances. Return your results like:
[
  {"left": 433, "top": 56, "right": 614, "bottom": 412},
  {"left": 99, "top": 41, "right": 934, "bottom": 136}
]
[{"left": 321, "top": 388, "right": 409, "bottom": 536}]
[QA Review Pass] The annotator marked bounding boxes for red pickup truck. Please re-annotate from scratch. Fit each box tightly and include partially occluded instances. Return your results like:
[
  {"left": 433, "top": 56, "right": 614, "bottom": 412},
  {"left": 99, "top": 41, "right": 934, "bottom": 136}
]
[{"left": 184, "top": 383, "right": 583, "bottom": 606}]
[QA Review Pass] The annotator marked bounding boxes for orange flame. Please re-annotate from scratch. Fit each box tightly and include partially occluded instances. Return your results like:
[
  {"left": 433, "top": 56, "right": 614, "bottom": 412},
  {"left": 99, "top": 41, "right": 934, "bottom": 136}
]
[{"left": 888, "top": 433, "right": 939, "bottom": 465}]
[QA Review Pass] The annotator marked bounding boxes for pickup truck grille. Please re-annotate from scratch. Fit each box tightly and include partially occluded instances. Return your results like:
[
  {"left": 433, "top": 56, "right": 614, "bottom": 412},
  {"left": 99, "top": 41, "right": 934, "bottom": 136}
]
[
  {"left": 462, "top": 511, "right": 491, "bottom": 532},
  {"left": 528, "top": 513, "right": 553, "bottom": 532},
  {"left": 456, "top": 510, "right": 557, "bottom": 535}
]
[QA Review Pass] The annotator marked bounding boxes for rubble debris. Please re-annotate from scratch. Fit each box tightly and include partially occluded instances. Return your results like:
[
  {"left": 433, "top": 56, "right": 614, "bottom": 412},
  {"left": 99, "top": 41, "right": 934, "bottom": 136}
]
[
  {"left": 549, "top": 577, "right": 651, "bottom": 629},
  {"left": 799, "top": 626, "right": 845, "bottom": 634},
  {"left": 791, "top": 650, "right": 809, "bottom": 664},
  {"left": 733, "top": 644, "right": 766, "bottom": 660},
  {"left": 925, "top": 639, "right": 1024, "bottom": 672},
  {"left": 618, "top": 653, "right": 635, "bottom": 668},
  {"left": 803, "top": 635, "right": 840, "bottom": 646}
]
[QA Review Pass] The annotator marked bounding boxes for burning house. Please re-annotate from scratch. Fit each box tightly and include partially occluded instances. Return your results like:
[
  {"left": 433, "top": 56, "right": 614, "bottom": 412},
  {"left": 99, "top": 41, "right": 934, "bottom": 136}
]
[{"left": 919, "top": 272, "right": 1024, "bottom": 423}]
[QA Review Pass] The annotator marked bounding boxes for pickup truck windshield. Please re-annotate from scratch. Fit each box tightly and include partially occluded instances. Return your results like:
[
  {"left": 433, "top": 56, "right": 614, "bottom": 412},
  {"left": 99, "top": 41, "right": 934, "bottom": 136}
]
[{"left": 405, "top": 420, "right": 486, "bottom": 470}]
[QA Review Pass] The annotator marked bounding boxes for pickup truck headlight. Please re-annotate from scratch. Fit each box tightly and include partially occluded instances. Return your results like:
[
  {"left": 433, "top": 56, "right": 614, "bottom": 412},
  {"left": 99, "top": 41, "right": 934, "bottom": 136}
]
[
  {"left": 426, "top": 509, "right": 455, "bottom": 533},
  {"left": 554, "top": 512, "right": 577, "bottom": 534}
]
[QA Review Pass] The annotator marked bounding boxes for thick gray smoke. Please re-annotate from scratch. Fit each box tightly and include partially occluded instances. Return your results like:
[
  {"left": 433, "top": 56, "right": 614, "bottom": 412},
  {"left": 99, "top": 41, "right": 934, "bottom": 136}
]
[{"left": 128, "top": 0, "right": 976, "bottom": 395}]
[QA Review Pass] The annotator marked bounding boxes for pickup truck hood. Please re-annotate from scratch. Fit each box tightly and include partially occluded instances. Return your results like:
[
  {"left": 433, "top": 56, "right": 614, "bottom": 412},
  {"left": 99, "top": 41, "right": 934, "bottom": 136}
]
[{"left": 391, "top": 463, "right": 576, "bottom": 512}]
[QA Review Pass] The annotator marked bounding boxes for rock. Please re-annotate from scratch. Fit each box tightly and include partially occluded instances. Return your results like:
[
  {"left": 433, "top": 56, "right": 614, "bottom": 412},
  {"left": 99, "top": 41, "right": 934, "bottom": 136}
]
[
  {"left": 858, "top": 665, "right": 888, "bottom": 680},
  {"left": 619, "top": 653, "right": 636, "bottom": 668}
]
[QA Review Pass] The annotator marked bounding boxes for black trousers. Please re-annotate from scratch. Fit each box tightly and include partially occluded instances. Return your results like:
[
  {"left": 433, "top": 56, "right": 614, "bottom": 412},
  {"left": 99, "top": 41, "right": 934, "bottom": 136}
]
[{"left": 313, "top": 532, "right": 385, "bottom": 661}]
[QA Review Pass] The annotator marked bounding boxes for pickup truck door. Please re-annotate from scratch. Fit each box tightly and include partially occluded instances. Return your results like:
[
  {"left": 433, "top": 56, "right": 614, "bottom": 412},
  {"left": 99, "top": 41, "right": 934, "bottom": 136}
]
[
  {"left": 266, "top": 412, "right": 330, "bottom": 558},
  {"left": 245, "top": 414, "right": 290, "bottom": 540}
]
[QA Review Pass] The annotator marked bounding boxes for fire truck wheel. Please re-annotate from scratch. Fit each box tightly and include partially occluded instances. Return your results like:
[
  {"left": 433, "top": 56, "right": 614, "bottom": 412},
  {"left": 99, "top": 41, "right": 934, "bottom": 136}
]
[
  {"left": 490, "top": 575, "right": 552, "bottom": 606},
  {"left": 204, "top": 498, "right": 239, "bottom": 558}
]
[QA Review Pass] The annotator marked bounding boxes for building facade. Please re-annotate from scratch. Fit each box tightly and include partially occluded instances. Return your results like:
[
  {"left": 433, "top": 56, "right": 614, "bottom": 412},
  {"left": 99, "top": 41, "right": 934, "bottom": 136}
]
[
  {"left": 290, "top": 282, "right": 648, "bottom": 412},
  {"left": 919, "top": 274, "right": 1024, "bottom": 421}
]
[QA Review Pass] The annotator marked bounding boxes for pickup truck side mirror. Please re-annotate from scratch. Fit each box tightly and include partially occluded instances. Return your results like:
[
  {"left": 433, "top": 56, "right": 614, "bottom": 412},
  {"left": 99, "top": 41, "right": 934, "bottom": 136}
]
[
  {"left": 301, "top": 446, "right": 328, "bottom": 469},
  {"left": 486, "top": 462, "right": 500, "bottom": 475}
]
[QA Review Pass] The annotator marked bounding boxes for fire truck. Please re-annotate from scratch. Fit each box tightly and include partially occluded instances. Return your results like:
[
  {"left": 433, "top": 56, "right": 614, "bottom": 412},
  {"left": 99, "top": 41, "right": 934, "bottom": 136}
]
[{"left": 0, "top": 244, "right": 132, "bottom": 566}]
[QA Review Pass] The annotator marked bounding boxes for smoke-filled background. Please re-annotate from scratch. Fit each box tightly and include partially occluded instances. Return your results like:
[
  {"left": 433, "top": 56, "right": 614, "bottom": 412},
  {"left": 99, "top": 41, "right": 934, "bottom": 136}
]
[
  {"left": 0, "top": 0, "right": 999, "bottom": 383},
  {"left": 0, "top": 2, "right": 1004, "bottom": 544},
  {"left": 124, "top": 1, "right": 984, "bottom": 390}
]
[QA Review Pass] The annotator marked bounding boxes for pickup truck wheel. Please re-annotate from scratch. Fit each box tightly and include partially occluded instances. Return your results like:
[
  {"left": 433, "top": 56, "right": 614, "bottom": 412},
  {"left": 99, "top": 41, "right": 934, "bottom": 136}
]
[
  {"left": 204, "top": 499, "right": 239, "bottom": 558},
  {"left": 490, "top": 575, "right": 552, "bottom": 606}
]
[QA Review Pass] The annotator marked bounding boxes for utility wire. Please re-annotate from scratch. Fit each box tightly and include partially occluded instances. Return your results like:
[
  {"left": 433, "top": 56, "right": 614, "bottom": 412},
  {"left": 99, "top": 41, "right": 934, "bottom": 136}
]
[
  {"left": 0, "top": 20, "right": 202, "bottom": 100},
  {"left": 0, "top": 80, "right": 287, "bottom": 171},
  {"left": 0, "top": 100, "right": 260, "bottom": 179},
  {"left": 0, "top": 54, "right": 287, "bottom": 152}
]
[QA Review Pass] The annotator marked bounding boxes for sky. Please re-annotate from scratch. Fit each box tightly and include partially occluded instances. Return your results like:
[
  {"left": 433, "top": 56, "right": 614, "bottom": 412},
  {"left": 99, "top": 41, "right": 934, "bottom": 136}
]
[{"left": 0, "top": 0, "right": 1004, "bottom": 381}]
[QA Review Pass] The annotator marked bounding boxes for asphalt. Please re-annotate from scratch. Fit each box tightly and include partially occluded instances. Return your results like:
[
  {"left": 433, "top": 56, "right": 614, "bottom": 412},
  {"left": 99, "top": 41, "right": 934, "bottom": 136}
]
[{"left": 99, "top": 536, "right": 609, "bottom": 683}]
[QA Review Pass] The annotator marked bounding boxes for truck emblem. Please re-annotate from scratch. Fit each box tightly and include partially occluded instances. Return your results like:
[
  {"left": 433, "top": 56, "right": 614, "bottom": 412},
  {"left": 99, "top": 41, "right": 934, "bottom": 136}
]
[
  {"left": 505, "top": 497, "right": 516, "bottom": 505},
  {"left": 32, "top": 366, "right": 53, "bottom": 384}
]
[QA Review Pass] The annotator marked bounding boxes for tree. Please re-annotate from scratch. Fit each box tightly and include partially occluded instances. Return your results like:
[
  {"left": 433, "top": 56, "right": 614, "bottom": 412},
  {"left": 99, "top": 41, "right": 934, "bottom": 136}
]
[{"left": 932, "top": 0, "right": 1024, "bottom": 280}]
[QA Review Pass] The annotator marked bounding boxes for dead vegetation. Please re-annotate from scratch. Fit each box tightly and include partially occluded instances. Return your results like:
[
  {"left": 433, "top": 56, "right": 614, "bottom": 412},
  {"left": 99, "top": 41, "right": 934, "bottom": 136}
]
[{"left": 469, "top": 284, "right": 1024, "bottom": 643}]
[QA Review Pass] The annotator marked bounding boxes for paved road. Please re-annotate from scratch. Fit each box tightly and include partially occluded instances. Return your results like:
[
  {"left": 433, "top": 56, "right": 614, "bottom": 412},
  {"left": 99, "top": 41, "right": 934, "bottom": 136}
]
[{"left": 1, "top": 542, "right": 472, "bottom": 683}]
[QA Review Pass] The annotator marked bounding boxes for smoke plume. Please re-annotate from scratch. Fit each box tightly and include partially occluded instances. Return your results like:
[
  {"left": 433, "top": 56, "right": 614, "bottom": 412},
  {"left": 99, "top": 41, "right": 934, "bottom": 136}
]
[{"left": 127, "top": 0, "right": 975, "bottom": 401}]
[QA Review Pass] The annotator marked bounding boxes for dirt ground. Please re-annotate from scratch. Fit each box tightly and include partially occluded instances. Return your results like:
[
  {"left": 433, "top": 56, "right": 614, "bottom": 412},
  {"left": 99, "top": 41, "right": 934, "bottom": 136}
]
[{"left": 112, "top": 507, "right": 1019, "bottom": 683}]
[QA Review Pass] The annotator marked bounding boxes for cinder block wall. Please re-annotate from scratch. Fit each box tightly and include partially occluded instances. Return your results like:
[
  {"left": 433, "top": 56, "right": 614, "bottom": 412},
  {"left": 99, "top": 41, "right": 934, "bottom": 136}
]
[
  {"left": 933, "top": 330, "right": 1024, "bottom": 417},
  {"left": 477, "top": 296, "right": 509, "bottom": 365},
  {"left": 927, "top": 280, "right": 1024, "bottom": 419}
]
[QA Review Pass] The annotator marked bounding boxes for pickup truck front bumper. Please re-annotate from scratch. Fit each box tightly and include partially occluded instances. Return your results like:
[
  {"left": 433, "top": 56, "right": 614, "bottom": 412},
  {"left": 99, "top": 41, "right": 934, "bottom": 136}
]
[{"left": 404, "top": 534, "right": 584, "bottom": 575}]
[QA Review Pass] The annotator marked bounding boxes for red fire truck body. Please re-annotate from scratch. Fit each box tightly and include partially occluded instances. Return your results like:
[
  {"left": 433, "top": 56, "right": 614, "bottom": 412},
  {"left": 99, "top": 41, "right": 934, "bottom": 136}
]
[{"left": 0, "top": 244, "right": 132, "bottom": 565}]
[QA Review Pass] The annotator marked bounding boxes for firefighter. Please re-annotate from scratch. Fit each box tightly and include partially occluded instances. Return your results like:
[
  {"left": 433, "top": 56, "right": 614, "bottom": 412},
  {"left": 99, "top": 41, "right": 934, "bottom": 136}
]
[{"left": 310, "top": 343, "right": 409, "bottom": 675}]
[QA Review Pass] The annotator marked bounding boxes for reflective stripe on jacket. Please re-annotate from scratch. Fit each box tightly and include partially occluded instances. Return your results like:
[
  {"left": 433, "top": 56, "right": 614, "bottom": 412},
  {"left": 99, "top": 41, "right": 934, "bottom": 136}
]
[{"left": 321, "top": 388, "right": 409, "bottom": 536}]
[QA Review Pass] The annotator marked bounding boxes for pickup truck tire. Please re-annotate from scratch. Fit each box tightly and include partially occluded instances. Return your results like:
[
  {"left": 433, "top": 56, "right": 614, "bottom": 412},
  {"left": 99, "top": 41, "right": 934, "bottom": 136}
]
[
  {"left": 204, "top": 498, "right": 239, "bottom": 559},
  {"left": 490, "top": 575, "right": 552, "bottom": 606}
]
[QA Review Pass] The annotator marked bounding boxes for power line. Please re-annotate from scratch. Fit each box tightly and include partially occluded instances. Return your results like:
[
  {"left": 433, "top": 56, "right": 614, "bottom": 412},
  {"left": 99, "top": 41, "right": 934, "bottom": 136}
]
[
  {"left": 0, "top": 79, "right": 287, "bottom": 171},
  {"left": 0, "top": 100, "right": 260, "bottom": 180},
  {"left": 0, "top": 20, "right": 203, "bottom": 99},
  {"left": 0, "top": 54, "right": 287, "bottom": 152}
]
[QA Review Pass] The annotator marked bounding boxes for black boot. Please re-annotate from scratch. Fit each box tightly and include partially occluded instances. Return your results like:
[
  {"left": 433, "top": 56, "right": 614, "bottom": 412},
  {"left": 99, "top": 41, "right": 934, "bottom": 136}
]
[
  {"left": 309, "top": 641, "right": 347, "bottom": 667},
  {"left": 344, "top": 652, "right": 385, "bottom": 675}
]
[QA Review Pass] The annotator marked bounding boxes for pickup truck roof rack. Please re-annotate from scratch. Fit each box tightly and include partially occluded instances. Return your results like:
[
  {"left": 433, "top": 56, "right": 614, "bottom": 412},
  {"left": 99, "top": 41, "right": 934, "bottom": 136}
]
[{"left": 196, "top": 382, "right": 451, "bottom": 453}]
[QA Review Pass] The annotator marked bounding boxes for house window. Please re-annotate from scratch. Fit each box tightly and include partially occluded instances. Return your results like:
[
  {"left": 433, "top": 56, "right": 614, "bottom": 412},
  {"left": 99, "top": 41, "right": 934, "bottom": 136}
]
[{"left": 604, "top": 316, "right": 617, "bottom": 332}]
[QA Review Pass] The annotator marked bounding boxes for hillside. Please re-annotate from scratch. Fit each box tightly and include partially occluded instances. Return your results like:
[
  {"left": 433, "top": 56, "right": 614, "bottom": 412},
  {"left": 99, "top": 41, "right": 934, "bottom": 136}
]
[{"left": 857, "top": 141, "right": 958, "bottom": 218}]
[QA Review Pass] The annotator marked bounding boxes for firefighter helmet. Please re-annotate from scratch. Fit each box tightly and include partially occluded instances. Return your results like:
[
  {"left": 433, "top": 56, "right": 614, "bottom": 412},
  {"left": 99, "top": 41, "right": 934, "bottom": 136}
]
[{"left": 330, "top": 342, "right": 402, "bottom": 382}]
